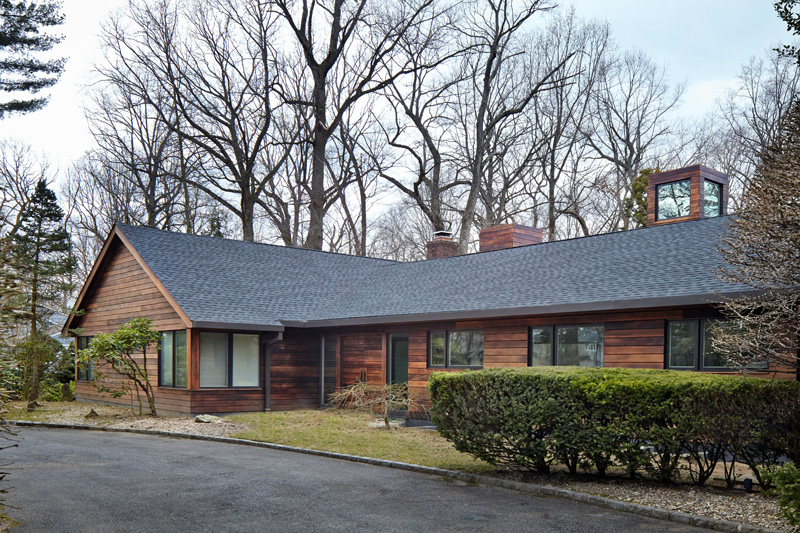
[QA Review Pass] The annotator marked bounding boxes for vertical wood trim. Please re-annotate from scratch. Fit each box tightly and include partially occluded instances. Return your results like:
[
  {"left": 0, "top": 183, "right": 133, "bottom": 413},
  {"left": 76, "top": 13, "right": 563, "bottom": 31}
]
[
  {"left": 185, "top": 328, "right": 193, "bottom": 390},
  {"left": 336, "top": 335, "right": 342, "bottom": 389},
  {"left": 381, "top": 333, "right": 387, "bottom": 385},
  {"left": 190, "top": 329, "right": 200, "bottom": 390},
  {"left": 264, "top": 334, "right": 271, "bottom": 411}
]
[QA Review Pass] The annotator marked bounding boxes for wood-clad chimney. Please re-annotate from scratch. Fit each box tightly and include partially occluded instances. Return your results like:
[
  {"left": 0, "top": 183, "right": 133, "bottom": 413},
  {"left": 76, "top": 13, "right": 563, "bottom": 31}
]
[
  {"left": 479, "top": 223, "right": 543, "bottom": 252},
  {"left": 646, "top": 165, "right": 729, "bottom": 226}
]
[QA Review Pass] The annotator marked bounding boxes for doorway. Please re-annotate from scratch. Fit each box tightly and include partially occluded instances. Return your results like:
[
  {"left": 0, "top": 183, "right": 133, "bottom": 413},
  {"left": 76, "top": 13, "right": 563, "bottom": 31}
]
[{"left": 388, "top": 334, "right": 409, "bottom": 385}]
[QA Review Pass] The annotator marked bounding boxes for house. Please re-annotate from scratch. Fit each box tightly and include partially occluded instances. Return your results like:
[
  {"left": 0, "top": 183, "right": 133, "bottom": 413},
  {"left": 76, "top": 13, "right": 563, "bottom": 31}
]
[{"left": 63, "top": 165, "right": 792, "bottom": 416}]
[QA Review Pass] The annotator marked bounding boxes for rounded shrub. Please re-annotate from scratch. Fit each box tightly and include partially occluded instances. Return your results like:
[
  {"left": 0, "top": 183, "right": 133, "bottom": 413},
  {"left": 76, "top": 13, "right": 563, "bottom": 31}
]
[{"left": 428, "top": 367, "right": 800, "bottom": 485}]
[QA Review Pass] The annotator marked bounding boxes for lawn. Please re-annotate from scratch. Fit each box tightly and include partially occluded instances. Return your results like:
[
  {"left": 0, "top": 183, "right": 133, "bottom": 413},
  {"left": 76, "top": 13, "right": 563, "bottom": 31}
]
[{"left": 227, "top": 410, "right": 493, "bottom": 473}]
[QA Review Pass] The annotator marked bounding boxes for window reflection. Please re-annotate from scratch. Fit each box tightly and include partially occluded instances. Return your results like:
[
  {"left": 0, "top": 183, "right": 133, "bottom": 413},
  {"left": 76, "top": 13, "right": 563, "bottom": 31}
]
[
  {"left": 704, "top": 181, "right": 722, "bottom": 218},
  {"left": 657, "top": 179, "right": 691, "bottom": 220}
]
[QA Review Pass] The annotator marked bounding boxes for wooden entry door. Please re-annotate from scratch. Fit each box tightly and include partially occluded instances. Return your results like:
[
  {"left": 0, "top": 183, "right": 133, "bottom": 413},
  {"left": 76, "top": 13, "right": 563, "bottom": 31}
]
[{"left": 340, "top": 334, "right": 384, "bottom": 385}]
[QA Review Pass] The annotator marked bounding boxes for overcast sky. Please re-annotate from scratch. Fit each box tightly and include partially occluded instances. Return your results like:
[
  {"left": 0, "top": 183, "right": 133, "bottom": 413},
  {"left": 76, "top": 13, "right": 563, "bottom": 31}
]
[{"left": 1, "top": 0, "right": 794, "bottom": 173}]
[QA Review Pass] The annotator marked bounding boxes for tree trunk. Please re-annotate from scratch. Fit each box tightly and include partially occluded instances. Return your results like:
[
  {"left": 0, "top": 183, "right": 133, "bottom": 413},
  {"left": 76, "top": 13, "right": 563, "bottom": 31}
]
[
  {"left": 241, "top": 194, "right": 255, "bottom": 242},
  {"left": 306, "top": 71, "right": 328, "bottom": 250}
]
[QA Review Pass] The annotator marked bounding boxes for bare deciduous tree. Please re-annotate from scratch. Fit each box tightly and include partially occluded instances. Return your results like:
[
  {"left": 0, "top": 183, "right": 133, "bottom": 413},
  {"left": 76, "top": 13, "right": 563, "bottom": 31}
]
[
  {"left": 714, "top": 49, "right": 800, "bottom": 202},
  {"left": 451, "top": 0, "right": 570, "bottom": 252},
  {"left": 99, "top": 0, "right": 288, "bottom": 241},
  {"left": 274, "top": 0, "right": 438, "bottom": 250},
  {"left": 0, "top": 140, "right": 49, "bottom": 236},
  {"left": 585, "top": 50, "right": 683, "bottom": 231},
  {"left": 526, "top": 11, "right": 610, "bottom": 240}
]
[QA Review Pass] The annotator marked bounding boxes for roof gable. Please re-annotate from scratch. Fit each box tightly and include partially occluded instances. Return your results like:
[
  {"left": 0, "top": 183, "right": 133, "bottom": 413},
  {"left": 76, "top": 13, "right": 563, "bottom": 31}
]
[{"left": 64, "top": 228, "right": 190, "bottom": 333}]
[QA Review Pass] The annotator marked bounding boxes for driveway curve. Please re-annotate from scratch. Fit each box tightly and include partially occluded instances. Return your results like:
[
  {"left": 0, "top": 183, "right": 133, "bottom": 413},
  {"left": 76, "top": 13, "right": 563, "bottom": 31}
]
[{"left": 5, "top": 428, "right": 702, "bottom": 532}]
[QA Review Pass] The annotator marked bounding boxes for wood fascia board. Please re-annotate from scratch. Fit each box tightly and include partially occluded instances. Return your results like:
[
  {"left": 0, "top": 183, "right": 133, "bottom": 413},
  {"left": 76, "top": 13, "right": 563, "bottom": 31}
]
[
  {"left": 63, "top": 225, "right": 124, "bottom": 334},
  {"left": 114, "top": 227, "right": 193, "bottom": 328}
]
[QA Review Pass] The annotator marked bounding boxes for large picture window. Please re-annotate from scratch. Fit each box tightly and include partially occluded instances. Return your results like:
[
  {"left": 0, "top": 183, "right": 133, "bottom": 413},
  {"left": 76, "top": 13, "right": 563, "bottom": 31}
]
[
  {"left": 428, "top": 330, "right": 483, "bottom": 368},
  {"left": 76, "top": 336, "right": 94, "bottom": 380},
  {"left": 159, "top": 330, "right": 187, "bottom": 388},
  {"left": 656, "top": 179, "right": 691, "bottom": 220},
  {"left": 530, "top": 326, "right": 604, "bottom": 367},
  {"left": 199, "top": 332, "right": 260, "bottom": 388}
]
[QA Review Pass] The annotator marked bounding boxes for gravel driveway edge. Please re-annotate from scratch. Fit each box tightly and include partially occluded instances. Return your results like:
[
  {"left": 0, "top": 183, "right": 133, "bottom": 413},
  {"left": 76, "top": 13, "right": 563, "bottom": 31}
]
[{"left": 3, "top": 420, "right": 784, "bottom": 533}]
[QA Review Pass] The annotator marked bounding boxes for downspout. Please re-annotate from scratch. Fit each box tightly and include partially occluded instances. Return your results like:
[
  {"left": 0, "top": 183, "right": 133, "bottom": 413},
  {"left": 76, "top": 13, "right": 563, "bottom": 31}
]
[{"left": 263, "top": 332, "right": 283, "bottom": 411}]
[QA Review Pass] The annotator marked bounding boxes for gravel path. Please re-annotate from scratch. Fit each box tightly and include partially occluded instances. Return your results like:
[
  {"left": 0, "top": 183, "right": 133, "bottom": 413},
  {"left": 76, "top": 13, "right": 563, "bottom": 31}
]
[{"left": 11, "top": 403, "right": 793, "bottom": 532}]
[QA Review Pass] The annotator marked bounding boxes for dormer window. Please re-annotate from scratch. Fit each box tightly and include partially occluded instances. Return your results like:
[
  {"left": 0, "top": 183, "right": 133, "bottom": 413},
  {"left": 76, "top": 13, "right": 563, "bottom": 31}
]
[
  {"left": 703, "top": 180, "right": 722, "bottom": 218},
  {"left": 656, "top": 179, "right": 691, "bottom": 220}
]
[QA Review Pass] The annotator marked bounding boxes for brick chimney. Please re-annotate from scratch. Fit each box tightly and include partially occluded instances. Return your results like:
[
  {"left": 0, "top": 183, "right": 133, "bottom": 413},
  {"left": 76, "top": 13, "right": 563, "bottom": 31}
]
[
  {"left": 646, "top": 165, "right": 729, "bottom": 226},
  {"left": 426, "top": 230, "right": 459, "bottom": 259},
  {"left": 479, "top": 223, "right": 543, "bottom": 252}
]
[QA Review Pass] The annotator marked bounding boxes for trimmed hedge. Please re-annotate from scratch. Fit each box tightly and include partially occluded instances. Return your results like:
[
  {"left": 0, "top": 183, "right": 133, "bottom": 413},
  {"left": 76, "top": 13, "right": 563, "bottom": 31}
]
[{"left": 428, "top": 367, "right": 800, "bottom": 485}]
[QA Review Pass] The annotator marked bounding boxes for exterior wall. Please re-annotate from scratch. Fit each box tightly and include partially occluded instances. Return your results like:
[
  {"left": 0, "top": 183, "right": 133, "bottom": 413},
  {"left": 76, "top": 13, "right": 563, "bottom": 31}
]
[
  {"left": 73, "top": 239, "right": 191, "bottom": 414},
  {"left": 269, "top": 330, "right": 321, "bottom": 410},
  {"left": 332, "top": 306, "right": 793, "bottom": 406}
]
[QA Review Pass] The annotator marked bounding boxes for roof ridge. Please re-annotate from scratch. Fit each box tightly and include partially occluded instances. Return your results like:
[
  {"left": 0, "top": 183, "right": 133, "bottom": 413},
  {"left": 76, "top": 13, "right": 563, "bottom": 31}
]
[
  {"left": 115, "top": 223, "right": 399, "bottom": 264},
  {"left": 411, "top": 215, "right": 733, "bottom": 263}
]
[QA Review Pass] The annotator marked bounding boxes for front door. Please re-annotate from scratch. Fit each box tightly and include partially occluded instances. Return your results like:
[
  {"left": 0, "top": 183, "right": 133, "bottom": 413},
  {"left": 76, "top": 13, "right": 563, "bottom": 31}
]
[{"left": 388, "top": 335, "right": 409, "bottom": 385}]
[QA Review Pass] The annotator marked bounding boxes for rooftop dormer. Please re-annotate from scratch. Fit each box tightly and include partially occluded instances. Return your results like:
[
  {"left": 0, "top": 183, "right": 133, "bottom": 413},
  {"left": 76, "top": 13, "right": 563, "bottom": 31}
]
[{"left": 646, "top": 165, "right": 729, "bottom": 226}]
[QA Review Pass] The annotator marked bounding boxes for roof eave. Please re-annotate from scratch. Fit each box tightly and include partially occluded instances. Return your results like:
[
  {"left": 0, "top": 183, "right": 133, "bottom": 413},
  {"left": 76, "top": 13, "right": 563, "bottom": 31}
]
[
  {"left": 190, "top": 321, "right": 284, "bottom": 332},
  {"left": 281, "top": 290, "right": 760, "bottom": 329}
]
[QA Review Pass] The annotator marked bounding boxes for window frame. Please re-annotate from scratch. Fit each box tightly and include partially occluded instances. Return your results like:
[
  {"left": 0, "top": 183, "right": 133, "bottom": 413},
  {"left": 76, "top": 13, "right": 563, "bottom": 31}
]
[
  {"left": 198, "top": 331, "right": 262, "bottom": 389},
  {"left": 76, "top": 336, "right": 95, "bottom": 381},
  {"left": 528, "top": 325, "right": 605, "bottom": 367},
  {"left": 158, "top": 330, "right": 188, "bottom": 388},
  {"left": 655, "top": 178, "right": 692, "bottom": 221},
  {"left": 427, "top": 329, "right": 484, "bottom": 369},
  {"left": 665, "top": 318, "right": 742, "bottom": 372}
]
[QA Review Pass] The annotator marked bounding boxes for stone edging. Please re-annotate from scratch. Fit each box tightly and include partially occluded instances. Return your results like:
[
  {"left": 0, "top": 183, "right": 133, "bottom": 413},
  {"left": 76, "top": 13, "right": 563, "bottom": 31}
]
[{"left": 4, "top": 420, "right": 783, "bottom": 533}]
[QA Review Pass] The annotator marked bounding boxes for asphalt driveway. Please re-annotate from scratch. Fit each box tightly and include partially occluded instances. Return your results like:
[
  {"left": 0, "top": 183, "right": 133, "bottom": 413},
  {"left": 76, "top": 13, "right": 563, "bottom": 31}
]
[{"left": 3, "top": 428, "right": 704, "bottom": 532}]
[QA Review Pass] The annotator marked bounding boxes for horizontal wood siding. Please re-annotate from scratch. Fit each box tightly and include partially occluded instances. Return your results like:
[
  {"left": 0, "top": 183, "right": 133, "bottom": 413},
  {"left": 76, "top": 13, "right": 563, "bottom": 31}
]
[
  {"left": 270, "top": 330, "right": 320, "bottom": 410},
  {"left": 73, "top": 239, "right": 190, "bottom": 412},
  {"left": 340, "top": 334, "right": 384, "bottom": 386},
  {"left": 332, "top": 307, "right": 754, "bottom": 405},
  {"left": 189, "top": 389, "right": 264, "bottom": 414}
]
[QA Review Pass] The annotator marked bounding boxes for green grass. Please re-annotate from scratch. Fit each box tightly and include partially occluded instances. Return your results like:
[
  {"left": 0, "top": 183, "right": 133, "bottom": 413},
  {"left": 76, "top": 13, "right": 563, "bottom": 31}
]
[{"left": 227, "top": 410, "right": 494, "bottom": 474}]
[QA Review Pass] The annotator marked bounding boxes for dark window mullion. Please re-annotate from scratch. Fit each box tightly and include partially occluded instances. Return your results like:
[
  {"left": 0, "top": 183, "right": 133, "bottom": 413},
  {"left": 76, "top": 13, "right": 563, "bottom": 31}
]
[
  {"left": 444, "top": 329, "right": 450, "bottom": 368},
  {"left": 695, "top": 319, "right": 702, "bottom": 371},
  {"left": 550, "top": 326, "right": 556, "bottom": 365},
  {"left": 228, "top": 333, "right": 234, "bottom": 388}
]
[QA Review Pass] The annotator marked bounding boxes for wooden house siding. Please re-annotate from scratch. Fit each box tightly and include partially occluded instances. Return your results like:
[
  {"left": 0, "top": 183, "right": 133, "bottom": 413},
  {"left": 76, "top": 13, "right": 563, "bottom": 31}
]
[
  {"left": 332, "top": 306, "right": 791, "bottom": 406},
  {"left": 73, "top": 239, "right": 191, "bottom": 413},
  {"left": 269, "top": 330, "right": 321, "bottom": 410}
]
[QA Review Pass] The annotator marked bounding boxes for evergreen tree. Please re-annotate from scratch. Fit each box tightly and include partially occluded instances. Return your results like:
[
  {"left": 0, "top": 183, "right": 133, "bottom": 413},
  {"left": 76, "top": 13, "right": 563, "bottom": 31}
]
[
  {"left": 11, "top": 180, "right": 74, "bottom": 403},
  {"left": 623, "top": 168, "right": 655, "bottom": 229},
  {"left": 715, "top": 99, "right": 800, "bottom": 370},
  {"left": 0, "top": 0, "right": 66, "bottom": 117}
]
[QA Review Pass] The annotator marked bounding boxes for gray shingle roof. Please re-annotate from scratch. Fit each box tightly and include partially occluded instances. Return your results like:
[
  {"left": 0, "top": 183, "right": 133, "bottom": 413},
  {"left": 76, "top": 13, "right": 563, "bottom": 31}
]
[
  {"left": 118, "top": 224, "right": 396, "bottom": 329},
  {"left": 116, "top": 216, "right": 749, "bottom": 330}
]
